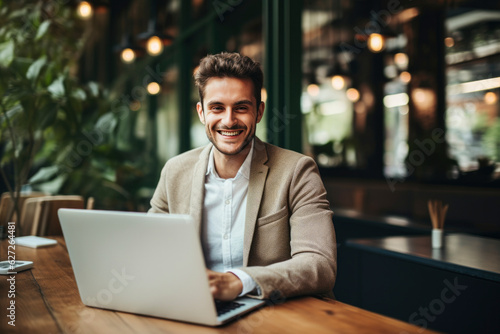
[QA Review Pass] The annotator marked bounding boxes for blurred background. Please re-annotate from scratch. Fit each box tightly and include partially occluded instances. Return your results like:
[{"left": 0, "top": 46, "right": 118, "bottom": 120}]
[{"left": 1, "top": 0, "right": 499, "bottom": 233}]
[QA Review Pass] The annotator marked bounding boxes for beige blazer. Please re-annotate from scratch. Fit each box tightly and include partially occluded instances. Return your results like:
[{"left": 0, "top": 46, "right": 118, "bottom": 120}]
[{"left": 149, "top": 137, "right": 336, "bottom": 299}]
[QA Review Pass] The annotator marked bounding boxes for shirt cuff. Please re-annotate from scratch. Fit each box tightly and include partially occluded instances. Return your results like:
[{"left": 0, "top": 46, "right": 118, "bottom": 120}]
[{"left": 227, "top": 269, "right": 257, "bottom": 297}]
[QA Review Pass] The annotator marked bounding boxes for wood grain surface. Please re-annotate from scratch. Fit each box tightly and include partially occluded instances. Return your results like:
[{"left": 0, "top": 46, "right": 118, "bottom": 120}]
[{"left": 0, "top": 237, "right": 439, "bottom": 333}]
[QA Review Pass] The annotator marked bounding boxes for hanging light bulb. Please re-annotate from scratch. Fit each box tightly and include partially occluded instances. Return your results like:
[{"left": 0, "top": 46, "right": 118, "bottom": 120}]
[
  {"left": 368, "top": 33, "right": 385, "bottom": 53},
  {"left": 261, "top": 88, "right": 268, "bottom": 102},
  {"left": 346, "top": 88, "right": 360, "bottom": 102},
  {"left": 400, "top": 71, "right": 411, "bottom": 84},
  {"left": 129, "top": 100, "right": 141, "bottom": 111},
  {"left": 484, "top": 92, "right": 497, "bottom": 105},
  {"left": 394, "top": 53, "right": 409, "bottom": 70},
  {"left": 331, "top": 75, "right": 345, "bottom": 90},
  {"left": 146, "top": 36, "right": 163, "bottom": 56},
  {"left": 412, "top": 88, "right": 436, "bottom": 111},
  {"left": 114, "top": 33, "right": 141, "bottom": 64},
  {"left": 147, "top": 82, "right": 161, "bottom": 95},
  {"left": 138, "top": 16, "right": 174, "bottom": 57},
  {"left": 120, "top": 48, "right": 136, "bottom": 63},
  {"left": 77, "top": 1, "right": 93, "bottom": 19},
  {"left": 444, "top": 37, "right": 454, "bottom": 48},
  {"left": 307, "top": 84, "right": 320, "bottom": 97}
]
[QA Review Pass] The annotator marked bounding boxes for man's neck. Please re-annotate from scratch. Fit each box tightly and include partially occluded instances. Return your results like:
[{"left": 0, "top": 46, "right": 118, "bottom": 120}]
[{"left": 213, "top": 145, "right": 252, "bottom": 179}]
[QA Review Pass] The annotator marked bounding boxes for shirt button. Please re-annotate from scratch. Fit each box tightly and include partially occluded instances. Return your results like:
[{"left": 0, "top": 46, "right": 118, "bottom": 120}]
[
  {"left": 225, "top": 199, "right": 230, "bottom": 205},
  {"left": 223, "top": 234, "right": 229, "bottom": 240}
]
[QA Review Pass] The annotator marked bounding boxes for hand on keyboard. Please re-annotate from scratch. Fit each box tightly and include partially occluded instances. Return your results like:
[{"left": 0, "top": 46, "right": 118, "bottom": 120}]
[{"left": 207, "top": 269, "right": 243, "bottom": 301}]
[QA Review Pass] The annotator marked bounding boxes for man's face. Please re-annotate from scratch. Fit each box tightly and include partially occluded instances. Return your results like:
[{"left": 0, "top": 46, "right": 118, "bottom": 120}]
[{"left": 197, "top": 77, "right": 264, "bottom": 157}]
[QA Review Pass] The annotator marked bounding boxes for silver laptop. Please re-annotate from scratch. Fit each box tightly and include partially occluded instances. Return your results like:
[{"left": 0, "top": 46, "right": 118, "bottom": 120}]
[{"left": 58, "top": 209, "right": 265, "bottom": 326}]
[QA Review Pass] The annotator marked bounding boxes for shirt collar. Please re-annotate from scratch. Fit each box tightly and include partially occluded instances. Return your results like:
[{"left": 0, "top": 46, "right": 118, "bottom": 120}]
[{"left": 206, "top": 138, "right": 254, "bottom": 180}]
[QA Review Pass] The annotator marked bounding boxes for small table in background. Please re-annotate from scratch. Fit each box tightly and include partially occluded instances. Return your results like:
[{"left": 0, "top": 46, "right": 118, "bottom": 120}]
[{"left": 345, "top": 233, "right": 500, "bottom": 333}]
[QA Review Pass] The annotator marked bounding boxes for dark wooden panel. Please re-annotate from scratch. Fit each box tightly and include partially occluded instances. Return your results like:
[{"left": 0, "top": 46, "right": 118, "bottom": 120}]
[
  {"left": 359, "top": 251, "right": 500, "bottom": 333},
  {"left": 341, "top": 234, "right": 500, "bottom": 333}
]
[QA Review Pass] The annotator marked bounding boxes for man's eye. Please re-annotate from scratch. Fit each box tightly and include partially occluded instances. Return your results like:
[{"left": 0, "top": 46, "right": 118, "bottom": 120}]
[
  {"left": 235, "top": 106, "right": 248, "bottom": 112},
  {"left": 211, "top": 106, "right": 224, "bottom": 111}
]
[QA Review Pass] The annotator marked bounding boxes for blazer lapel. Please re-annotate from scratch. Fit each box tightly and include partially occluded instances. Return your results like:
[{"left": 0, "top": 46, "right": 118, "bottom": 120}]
[
  {"left": 243, "top": 138, "right": 269, "bottom": 266},
  {"left": 189, "top": 143, "right": 212, "bottom": 234}
]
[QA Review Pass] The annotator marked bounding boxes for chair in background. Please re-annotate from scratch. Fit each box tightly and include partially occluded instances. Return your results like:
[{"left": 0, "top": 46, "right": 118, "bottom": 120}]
[
  {"left": 19, "top": 197, "right": 43, "bottom": 236},
  {"left": 86, "top": 197, "right": 95, "bottom": 210},
  {"left": 21, "top": 195, "right": 86, "bottom": 236},
  {"left": 0, "top": 192, "right": 47, "bottom": 228}
]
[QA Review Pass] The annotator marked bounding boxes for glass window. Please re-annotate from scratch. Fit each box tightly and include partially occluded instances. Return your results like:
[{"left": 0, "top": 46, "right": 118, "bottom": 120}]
[
  {"left": 302, "top": 1, "right": 357, "bottom": 168},
  {"left": 445, "top": 9, "right": 500, "bottom": 177}
]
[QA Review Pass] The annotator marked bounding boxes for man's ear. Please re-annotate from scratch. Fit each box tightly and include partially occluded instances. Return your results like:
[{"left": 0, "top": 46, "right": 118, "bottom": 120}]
[
  {"left": 256, "top": 101, "right": 265, "bottom": 124},
  {"left": 196, "top": 102, "right": 205, "bottom": 124}
]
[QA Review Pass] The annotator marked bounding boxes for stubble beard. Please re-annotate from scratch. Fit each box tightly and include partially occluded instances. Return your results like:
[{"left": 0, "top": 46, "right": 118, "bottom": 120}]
[{"left": 205, "top": 125, "right": 255, "bottom": 156}]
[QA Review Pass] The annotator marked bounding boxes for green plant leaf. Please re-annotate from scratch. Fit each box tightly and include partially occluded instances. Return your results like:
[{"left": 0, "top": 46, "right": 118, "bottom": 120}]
[
  {"left": 37, "top": 101, "right": 58, "bottom": 129},
  {"left": 20, "top": 95, "right": 36, "bottom": 122},
  {"left": 35, "top": 20, "right": 51, "bottom": 41},
  {"left": 88, "top": 82, "right": 100, "bottom": 97},
  {"left": 72, "top": 88, "right": 86, "bottom": 101},
  {"left": 12, "top": 57, "right": 33, "bottom": 78},
  {"left": 47, "top": 75, "right": 65, "bottom": 98},
  {"left": 2, "top": 104, "right": 23, "bottom": 121},
  {"left": 35, "top": 174, "right": 67, "bottom": 194},
  {"left": 0, "top": 40, "right": 14, "bottom": 67},
  {"left": 26, "top": 56, "right": 47, "bottom": 82},
  {"left": 29, "top": 165, "right": 59, "bottom": 184},
  {"left": 7, "top": 8, "right": 29, "bottom": 20},
  {"left": 95, "top": 113, "right": 118, "bottom": 134}
]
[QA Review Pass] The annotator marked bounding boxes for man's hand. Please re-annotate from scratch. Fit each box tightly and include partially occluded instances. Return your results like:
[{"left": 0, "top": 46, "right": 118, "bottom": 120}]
[{"left": 206, "top": 269, "right": 243, "bottom": 301}]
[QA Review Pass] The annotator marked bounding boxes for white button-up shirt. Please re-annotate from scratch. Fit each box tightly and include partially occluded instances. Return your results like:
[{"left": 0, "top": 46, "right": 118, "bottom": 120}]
[{"left": 201, "top": 140, "right": 257, "bottom": 296}]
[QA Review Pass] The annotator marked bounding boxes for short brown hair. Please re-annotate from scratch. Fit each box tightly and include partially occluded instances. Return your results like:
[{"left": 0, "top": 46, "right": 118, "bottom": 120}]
[{"left": 194, "top": 52, "right": 263, "bottom": 108}]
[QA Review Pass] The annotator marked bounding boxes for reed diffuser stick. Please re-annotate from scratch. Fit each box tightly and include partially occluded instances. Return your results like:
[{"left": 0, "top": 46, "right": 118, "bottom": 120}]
[{"left": 427, "top": 200, "right": 448, "bottom": 230}]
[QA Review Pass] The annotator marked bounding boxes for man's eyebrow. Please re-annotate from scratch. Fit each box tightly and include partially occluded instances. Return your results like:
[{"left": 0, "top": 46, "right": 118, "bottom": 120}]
[
  {"left": 206, "top": 100, "right": 254, "bottom": 106},
  {"left": 233, "top": 100, "right": 253, "bottom": 106},
  {"left": 207, "top": 101, "right": 224, "bottom": 106}
]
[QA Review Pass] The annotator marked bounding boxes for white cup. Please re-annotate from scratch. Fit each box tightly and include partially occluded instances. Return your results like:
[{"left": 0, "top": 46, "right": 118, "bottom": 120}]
[{"left": 432, "top": 229, "right": 444, "bottom": 249}]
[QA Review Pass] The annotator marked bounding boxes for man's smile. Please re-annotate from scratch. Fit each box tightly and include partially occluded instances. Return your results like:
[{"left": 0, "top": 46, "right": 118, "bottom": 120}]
[{"left": 217, "top": 130, "right": 244, "bottom": 137}]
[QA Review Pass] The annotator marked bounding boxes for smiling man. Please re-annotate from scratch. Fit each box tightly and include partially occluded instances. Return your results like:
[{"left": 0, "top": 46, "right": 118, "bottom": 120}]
[{"left": 149, "top": 52, "right": 336, "bottom": 301}]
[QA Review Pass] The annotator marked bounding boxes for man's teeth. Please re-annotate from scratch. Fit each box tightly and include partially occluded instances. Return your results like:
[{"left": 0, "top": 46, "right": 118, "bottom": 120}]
[{"left": 220, "top": 131, "right": 240, "bottom": 136}]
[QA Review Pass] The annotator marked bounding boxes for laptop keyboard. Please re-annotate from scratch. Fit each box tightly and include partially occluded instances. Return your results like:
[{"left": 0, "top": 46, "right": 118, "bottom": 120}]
[{"left": 215, "top": 300, "right": 245, "bottom": 316}]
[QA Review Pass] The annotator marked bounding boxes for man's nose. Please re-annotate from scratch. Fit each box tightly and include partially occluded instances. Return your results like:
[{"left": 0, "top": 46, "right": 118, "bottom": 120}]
[{"left": 222, "top": 108, "right": 237, "bottom": 126}]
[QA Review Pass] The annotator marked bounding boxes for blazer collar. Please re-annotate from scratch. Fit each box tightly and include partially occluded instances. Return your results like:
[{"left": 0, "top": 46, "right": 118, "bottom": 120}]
[
  {"left": 190, "top": 143, "right": 212, "bottom": 233},
  {"left": 243, "top": 137, "right": 269, "bottom": 266}
]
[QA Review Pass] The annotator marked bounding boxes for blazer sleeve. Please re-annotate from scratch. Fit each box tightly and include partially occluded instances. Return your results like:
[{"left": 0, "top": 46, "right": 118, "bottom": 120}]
[
  {"left": 241, "top": 156, "right": 337, "bottom": 299},
  {"left": 148, "top": 163, "right": 170, "bottom": 214}
]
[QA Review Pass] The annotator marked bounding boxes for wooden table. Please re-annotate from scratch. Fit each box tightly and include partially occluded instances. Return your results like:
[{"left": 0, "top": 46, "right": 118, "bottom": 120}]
[
  {"left": 0, "top": 237, "right": 437, "bottom": 333},
  {"left": 344, "top": 233, "right": 500, "bottom": 333}
]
